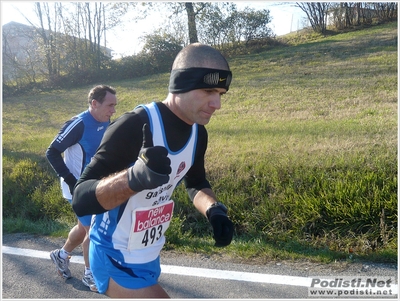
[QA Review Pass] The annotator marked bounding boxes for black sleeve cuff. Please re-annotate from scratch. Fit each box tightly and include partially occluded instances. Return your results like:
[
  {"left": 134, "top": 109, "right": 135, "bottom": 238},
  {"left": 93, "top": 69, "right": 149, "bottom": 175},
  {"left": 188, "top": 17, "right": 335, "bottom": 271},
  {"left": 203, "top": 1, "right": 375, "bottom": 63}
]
[
  {"left": 72, "top": 180, "right": 107, "bottom": 216},
  {"left": 64, "top": 173, "right": 77, "bottom": 187}
]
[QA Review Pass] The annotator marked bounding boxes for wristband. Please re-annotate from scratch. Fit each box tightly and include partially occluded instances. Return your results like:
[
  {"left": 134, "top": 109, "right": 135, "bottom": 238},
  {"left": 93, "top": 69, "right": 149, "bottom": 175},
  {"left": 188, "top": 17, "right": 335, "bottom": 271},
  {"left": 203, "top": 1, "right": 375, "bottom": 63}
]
[{"left": 206, "top": 202, "right": 228, "bottom": 220}]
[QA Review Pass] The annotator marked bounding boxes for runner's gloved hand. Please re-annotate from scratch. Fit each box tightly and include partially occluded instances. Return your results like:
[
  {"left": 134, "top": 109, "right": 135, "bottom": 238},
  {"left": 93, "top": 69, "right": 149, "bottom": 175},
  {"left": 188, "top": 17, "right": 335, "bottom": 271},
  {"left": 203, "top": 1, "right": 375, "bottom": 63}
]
[
  {"left": 127, "top": 123, "right": 171, "bottom": 192},
  {"left": 64, "top": 173, "right": 77, "bottom": 195},
  {"left": 206, "top": 202, "right": 234, "bottom": 247}
]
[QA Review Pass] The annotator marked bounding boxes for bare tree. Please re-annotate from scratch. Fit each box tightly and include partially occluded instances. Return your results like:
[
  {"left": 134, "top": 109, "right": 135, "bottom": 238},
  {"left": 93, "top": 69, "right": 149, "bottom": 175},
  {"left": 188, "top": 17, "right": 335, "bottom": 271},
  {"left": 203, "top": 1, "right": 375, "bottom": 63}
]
[
  {"left": 373, "top": 2, "right": 398, "bottom": 22},
  {"left": 2, "top": 22, "right": 42, "bottom": 87},
  {"left": 296, "top": 2, "right": 331, "bottom": 34},
  {"left": 184, "top": 2, "right": 199, "bottom": 43},
  {"left": 3, "top": 2, "right": 134, "bottom": 88},
  {"left": 325, "top": 2, "right": 397, "bottom": 31},
  {"left": 62, "top": 2, "right": 131, "bottom": 71},
  {"left": 33, "top": 2, "right": 62, "bottom": 79},
  {"left": 151, "top": 2, "right": 225, "bottom": 44}
]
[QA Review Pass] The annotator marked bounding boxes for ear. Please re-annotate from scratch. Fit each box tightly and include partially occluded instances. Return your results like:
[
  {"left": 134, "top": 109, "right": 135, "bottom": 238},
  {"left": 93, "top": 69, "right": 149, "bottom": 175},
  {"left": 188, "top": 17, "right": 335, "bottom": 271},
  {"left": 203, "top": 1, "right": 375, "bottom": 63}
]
[{"left": 91, "top": 99, "right": 98, "bottom": 108}]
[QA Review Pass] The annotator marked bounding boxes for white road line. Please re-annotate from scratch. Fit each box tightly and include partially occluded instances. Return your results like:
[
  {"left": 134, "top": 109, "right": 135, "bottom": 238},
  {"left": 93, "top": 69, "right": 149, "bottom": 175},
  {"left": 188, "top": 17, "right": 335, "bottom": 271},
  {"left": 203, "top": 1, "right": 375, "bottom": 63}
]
[
  {"left": 2, "top": 245, "right": 398, "bottom": 293},
  {"left": 2, "top": 245, "right": 311, "bottom": 287}
]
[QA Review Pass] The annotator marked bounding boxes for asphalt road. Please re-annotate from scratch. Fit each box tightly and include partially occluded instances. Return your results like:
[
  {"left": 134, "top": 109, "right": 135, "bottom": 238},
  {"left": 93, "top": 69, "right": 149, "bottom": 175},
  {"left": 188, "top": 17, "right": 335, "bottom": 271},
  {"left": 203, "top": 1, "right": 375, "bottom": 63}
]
[{"left": 2, "top": 233, "right": 398, "bottom": 299}]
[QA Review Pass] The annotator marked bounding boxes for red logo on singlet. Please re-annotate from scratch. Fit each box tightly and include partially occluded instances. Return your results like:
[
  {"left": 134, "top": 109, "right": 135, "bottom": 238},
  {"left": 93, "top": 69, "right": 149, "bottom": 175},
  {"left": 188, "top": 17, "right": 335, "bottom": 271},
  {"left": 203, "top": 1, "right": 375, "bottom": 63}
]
[{"left": 177, "top": 162, "right": 186, "bottom": 175}]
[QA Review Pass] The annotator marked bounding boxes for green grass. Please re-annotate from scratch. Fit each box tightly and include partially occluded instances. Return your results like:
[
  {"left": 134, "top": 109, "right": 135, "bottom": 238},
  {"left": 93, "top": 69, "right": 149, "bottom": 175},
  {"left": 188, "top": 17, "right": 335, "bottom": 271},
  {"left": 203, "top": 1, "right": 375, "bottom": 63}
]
[{"left": 2, "top": 21, "right": 397, "bottom": 264}]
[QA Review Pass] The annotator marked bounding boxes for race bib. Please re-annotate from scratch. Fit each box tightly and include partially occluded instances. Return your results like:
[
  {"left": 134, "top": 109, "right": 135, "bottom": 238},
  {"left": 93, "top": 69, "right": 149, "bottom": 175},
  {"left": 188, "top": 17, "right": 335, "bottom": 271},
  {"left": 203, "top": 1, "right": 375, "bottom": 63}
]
[{"left": 128, "top": 200, "right": 174, "bottom": 250}]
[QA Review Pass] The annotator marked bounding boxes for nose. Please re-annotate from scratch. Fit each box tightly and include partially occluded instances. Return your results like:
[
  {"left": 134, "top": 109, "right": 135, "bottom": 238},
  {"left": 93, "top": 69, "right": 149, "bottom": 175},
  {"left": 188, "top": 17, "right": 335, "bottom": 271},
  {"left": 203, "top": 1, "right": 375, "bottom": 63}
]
[{"left": 209, "top": 94, "right": 221, "bottom": 110}]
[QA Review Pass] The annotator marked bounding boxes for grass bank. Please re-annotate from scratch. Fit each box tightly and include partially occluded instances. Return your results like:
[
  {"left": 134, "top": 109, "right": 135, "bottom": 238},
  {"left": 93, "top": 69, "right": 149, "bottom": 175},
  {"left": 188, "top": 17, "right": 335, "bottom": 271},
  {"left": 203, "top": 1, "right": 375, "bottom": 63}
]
[{"left": 2, "top": 22, "right": 397, "bottom": 264}]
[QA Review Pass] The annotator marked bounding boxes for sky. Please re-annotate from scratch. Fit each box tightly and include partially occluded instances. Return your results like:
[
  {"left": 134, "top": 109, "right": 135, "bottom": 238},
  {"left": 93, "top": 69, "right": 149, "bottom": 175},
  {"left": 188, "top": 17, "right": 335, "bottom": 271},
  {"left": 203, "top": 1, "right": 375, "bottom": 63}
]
[{"left": 1, "top": 1, "right": 307, "bottom": 58}]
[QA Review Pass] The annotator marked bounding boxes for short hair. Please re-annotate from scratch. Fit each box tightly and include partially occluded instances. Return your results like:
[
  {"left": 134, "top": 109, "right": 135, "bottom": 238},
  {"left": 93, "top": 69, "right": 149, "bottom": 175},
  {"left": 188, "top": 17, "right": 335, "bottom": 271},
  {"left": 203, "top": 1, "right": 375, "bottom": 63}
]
[
  {"left": 88, "top": 85, "right": 116, "bottom": 105},
  {"left": 172, "top": 43, "right": 230, "bottom": 71}
]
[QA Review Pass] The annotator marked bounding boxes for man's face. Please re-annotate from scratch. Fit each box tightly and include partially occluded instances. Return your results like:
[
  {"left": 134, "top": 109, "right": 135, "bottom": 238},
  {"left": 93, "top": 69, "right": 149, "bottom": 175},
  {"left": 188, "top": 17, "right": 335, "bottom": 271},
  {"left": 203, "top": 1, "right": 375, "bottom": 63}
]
[
  {"left": 91, "top": 91, "right": 117, "bottom": 122},
  {"left": 176, "top": 87, "right": 226, "bottom": 125}
]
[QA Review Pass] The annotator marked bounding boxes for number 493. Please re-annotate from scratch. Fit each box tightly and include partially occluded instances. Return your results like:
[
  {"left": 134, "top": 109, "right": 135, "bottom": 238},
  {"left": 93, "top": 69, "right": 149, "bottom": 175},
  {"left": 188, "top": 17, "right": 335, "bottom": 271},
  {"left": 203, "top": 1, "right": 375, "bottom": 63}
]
[{"left": 141, "top": 225, "right": 163, "bottom": 247}]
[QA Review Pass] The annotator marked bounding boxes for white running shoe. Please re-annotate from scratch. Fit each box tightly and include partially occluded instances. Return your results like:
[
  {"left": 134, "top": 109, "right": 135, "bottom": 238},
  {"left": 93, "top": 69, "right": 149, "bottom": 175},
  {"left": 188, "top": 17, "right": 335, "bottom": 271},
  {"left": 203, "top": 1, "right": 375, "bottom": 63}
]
[
  {"left": 49, "top": 249, "right": 71, "bottom": 279},
  {"left": 82, "top": 271, "right": 98, "bottom": 292}
]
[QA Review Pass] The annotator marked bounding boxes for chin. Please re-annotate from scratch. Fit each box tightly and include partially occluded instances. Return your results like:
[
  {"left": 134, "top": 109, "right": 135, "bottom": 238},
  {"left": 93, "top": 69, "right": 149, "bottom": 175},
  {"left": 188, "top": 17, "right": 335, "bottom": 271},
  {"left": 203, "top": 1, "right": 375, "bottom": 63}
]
[{"left": 199, "top": 119, "right": 211, "bottom": 125}]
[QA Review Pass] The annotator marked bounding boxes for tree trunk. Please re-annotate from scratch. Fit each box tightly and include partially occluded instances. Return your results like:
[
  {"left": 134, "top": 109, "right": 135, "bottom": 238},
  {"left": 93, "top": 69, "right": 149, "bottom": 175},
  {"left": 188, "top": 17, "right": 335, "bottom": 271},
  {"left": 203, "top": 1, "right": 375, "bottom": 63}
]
[{"left": 185, "top": 2, "right": 198, "bottom": 43}]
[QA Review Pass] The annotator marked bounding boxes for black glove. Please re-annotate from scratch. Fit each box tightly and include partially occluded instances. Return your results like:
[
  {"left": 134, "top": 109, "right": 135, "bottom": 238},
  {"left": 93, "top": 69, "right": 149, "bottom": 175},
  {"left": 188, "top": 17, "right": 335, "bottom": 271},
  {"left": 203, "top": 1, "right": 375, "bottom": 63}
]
[
  {"left": 127, "top": 123, "right": 171, "bottom": 192},
  {"left": 206, "top": 202, "right": 234, "bottom": 247},
  {"left": 64, "top": 173, "right": 77, "bottom": 195}
]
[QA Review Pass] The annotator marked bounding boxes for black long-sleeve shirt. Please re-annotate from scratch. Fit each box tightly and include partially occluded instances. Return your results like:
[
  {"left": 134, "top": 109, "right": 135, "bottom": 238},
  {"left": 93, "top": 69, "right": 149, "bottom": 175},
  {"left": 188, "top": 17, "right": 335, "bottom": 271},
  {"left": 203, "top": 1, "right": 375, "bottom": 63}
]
[{"left": 73, "top": 102, "right": 212, "bottom": 216}]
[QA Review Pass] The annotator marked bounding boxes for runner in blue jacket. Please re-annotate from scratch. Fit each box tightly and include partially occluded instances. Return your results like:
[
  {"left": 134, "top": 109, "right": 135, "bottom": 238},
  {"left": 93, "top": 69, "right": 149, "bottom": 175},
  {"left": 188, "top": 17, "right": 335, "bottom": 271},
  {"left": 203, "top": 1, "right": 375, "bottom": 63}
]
[{"left": 46, "top": 85, "right": 117, "bottom": 292}]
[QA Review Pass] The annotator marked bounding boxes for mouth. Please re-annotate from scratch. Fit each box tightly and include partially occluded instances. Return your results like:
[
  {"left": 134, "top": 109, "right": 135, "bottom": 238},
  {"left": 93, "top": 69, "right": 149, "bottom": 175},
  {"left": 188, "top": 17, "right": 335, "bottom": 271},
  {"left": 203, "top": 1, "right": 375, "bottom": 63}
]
[{"left": 201, "top": 110, "right": 214, "bottom": 118}]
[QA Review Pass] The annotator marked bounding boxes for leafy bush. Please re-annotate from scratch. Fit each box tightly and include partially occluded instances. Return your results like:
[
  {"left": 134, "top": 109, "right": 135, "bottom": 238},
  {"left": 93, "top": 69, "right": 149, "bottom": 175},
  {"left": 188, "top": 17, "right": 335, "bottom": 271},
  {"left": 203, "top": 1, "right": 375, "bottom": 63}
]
[{"left": 3, "top": 156, "right": 73, "bottom": 222}]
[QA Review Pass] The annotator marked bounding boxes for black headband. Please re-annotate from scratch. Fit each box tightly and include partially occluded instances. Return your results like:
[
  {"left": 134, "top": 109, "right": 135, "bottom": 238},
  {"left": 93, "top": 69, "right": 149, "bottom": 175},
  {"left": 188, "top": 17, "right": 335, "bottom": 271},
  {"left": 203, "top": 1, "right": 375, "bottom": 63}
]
[{"left": 168, "top": 67, "right": 232, "bottom": 93}]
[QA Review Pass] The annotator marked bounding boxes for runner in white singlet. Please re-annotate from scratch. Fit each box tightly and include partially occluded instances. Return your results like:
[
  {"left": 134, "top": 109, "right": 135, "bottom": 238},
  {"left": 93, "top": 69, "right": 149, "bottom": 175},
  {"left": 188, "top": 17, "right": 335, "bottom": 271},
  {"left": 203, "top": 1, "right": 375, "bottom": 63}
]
[{"left": 73, "top": 43, "right": 234, "bottom": 298}]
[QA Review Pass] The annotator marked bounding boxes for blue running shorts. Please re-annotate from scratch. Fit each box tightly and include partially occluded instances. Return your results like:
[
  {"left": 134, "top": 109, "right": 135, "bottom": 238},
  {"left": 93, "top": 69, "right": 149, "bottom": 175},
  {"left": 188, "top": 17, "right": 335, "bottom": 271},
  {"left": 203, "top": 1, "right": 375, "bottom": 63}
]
[
  {"left": 67, "top": 199, "right": 92, "bottom": 227},
  {"left": 89, "top": 241, "right": 161, "bottom": 294}
]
